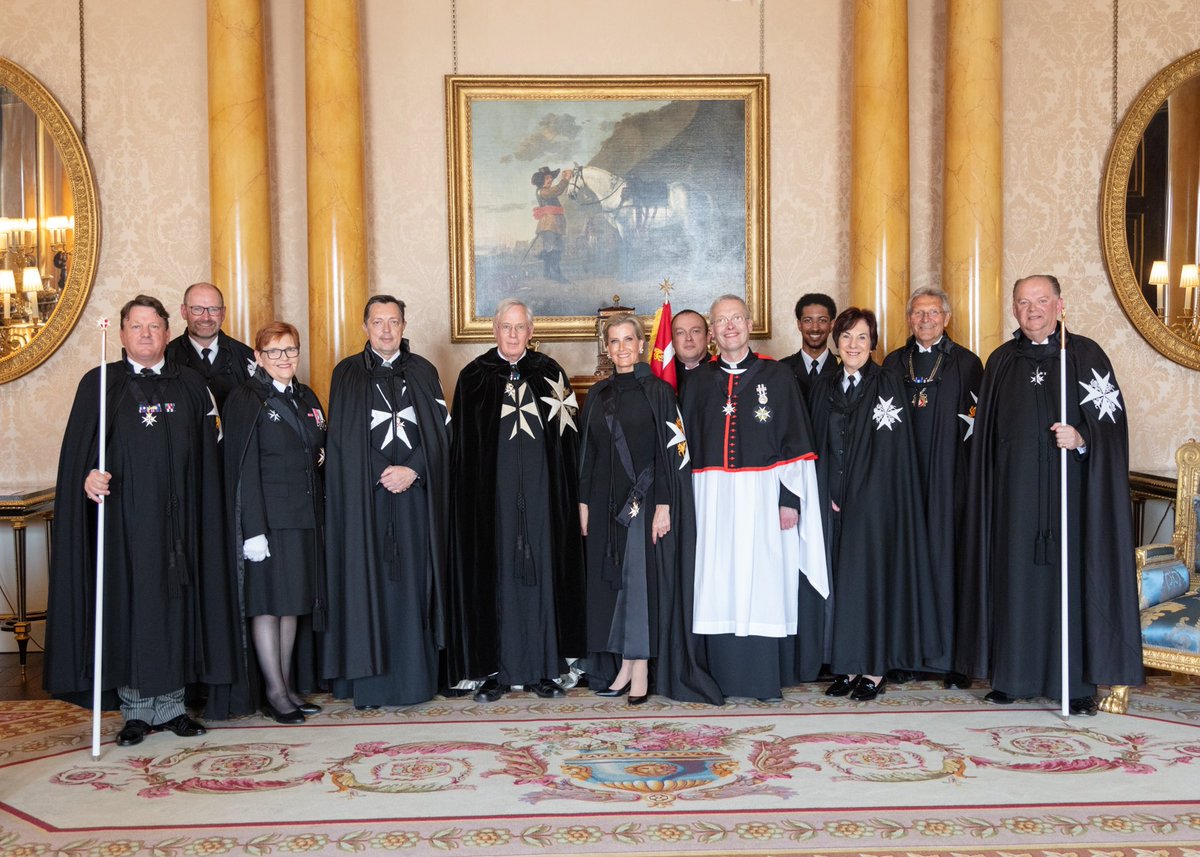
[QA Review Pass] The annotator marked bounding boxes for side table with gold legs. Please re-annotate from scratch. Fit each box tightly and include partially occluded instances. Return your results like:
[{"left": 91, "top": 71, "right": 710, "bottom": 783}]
[{"left": 0, "top": 487, "right": 54, "bottom": 679}]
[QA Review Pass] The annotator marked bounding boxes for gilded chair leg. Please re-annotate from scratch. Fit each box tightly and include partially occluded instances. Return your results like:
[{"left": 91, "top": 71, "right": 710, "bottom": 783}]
[{"left": 1098, "top": 685, "right": 1130, "bottom": 714}]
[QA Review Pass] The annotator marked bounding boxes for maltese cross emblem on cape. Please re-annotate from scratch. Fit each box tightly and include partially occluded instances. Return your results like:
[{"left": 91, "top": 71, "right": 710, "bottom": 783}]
[
  {"left": 539, "top": 373, "right": 578, "bottom": 435},
  {"left": 872, "top": 396, "right": 903, "bottom": 431},
  {"left": 1079, "top": 368, "right": 1123, "bottom": 423},
  {"left": 501, "top": 380, "right": 543, "bottom": 440}
]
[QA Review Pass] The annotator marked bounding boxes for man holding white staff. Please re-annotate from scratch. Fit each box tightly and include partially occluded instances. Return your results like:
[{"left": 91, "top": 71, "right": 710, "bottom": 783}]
[
  {"left": 956, "top": 274, "right": 1143, "bottom": 715},
  {"left": 43, "top": 295, "right": 234, "bottom": 746}
]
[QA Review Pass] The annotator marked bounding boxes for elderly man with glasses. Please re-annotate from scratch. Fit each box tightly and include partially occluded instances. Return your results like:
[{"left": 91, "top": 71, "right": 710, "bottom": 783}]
[
  {"left": 679, "top": 294, "right": 829, "bottom": 702},
  {"left": 165, "top": 282, "right": 256, "bottom": 411}
]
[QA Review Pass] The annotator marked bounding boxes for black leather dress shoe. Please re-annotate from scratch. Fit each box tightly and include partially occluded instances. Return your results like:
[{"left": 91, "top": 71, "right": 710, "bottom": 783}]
[
  {"left": 943, "top": 672, "right": 972, "bottom": 689},
  {"left": 154, "top": 714, "right": 207, "bottom": 737},
  {"left": 354, "top": 704, "right": 381, "bottom": 711},
  {"left": 262, "top": 703, "right": 305, "bottom": 724},
  {"left": 116, "top": 719, "right": 153, "bottom": 747},
  {"left": 527, "top": 678, "right": 566, "bottom": 699},
  {"left": 596, "top": 681, "right": 631, "bottom": 698},
  {"left": 825, "top": 675, "right": 859, "bottom": 697},
  {"left": 296, "top": 702, "right": 322, "bottom": 715},
  {"left": 885, "top": 669, "right": 917, "bottom": 684},
  {"left": 473, "top": 678, "right": 509, "bottom": 703},
  {"left": 1069, "top": 695, "right": 1099, "bottom": 716},
  {"left": 850, "top": 676, "right": 887, "bottom": 701},
  {"left": 984, "top": 689, "right": 1016, "bottom": 704}
]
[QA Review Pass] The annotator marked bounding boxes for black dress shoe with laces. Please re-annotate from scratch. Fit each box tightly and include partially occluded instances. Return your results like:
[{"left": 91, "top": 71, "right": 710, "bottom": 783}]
[
  {"left": 1069, "top": 695, "right": 1098, "bottom": 716},
  {"left": 153, "top": 714, "right": 207, "bottom": 737},
  {"left": 984, "top": 689, "right": 1016, "bottom": 705},
  {"left": 473, "top": 678, "right": 509, "bottom": 703},
  {"left": 850, "top": 676, "right": 887, "bottom": 701},
  {"left": 527, "top": 678, "right": 566, "bottom": 699},
  {"left": 825, "top": 675, "right": 859, "bottom": 697},
  {"left": 116, "top": 719, "right": 153, "bottom": 747}
]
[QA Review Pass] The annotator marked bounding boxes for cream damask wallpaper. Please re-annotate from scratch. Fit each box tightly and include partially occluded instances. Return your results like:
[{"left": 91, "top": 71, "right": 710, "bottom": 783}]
[{"left": 0, "top": 0, "right": 1196, "bottom": 487}]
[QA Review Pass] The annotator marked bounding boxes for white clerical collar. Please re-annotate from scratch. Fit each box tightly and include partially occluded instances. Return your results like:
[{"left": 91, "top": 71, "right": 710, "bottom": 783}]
[
  {"left": 496, "top": 347, "right": 526, "bottom": 365},
  {"left": 373, "top": 347, "right": 400, "bottom": 366},
  {"left": 916, "top": 336, "right": 943, "bottom": 353},
  {"left": 128, "top": 357, "right": 166, "bottom": 375},
  {"left": 189, "top": 335, "right": 218, "bottom": 357},
  {"left": 1030, "top": 337, "right": 1051, "bottom": 346},
  {"left": 720, "top": 348, "right": 752, "bottom": 374}
]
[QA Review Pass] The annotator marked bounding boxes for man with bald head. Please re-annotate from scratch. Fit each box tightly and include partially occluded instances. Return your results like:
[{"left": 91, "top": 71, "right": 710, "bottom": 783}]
[
  {"left": 165, "top": 282, "right": 255, "bottom": 410},
  {"left": 956, "top": 274, "right": 1143, "bottom": 715}
]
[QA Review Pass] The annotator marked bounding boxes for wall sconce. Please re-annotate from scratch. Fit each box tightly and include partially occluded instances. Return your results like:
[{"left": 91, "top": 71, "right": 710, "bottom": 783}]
[
  {"left": 0, "top": 269, "right": 15, "bottom": 320},
  {"left": 1148, "top": 259, "right": 1170, "bottom": 321},
  {"left": 21, "top": 266, "right": 42, "bottom": 322},
  {"left": 1182, "top": 263, "right": 1200, "bottom": 338}
]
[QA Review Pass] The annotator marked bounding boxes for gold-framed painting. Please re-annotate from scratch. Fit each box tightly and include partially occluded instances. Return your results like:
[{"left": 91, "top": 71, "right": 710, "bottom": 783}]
[{"left": 446, "top": 75, "right": 769, "bottom": 341}]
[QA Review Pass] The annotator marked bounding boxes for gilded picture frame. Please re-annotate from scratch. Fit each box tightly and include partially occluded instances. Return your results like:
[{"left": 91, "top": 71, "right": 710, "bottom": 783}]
[{"left": 446, "top": 75, "right": 769, "bottom": 341}]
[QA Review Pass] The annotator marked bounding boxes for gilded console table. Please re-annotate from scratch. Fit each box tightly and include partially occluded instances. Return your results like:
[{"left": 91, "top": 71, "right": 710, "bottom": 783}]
[
  {"left": 1129, "top": 471, "right": 1177, "bottom": 546},
  {"left": 0, "top": 486, "right": 54, "bottom": 677}
]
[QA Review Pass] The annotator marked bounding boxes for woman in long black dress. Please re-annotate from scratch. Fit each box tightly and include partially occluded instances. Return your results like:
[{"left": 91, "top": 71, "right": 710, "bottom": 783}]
[
  {"left": 224, "top": 321, "right": 326, "bottom": 723},
  {"left": 578, "top": 314, "right": 722, "bottom": 706},
  {"left": 808, "top": 308, "right": 943, "bottom": 702}
]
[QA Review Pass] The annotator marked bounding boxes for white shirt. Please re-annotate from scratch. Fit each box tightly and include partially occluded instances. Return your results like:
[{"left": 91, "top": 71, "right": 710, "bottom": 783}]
[
  {"left": 189, "top": 336, "right": 219, "bottom": 362},
  {"left": 841, "top": 370, "right": 860, "bottom": 392},
  {"left": 804, "top": 348, "right": 832, "bottom": 372},
  {"left": 127, "top": 357, "right": 166, "bottom": 375},
  {"left": 916, "top": 336, "right": 943, "bottom": 354},
  {"left": 373, "top": 347, "right": 400, "bottom": 367}
]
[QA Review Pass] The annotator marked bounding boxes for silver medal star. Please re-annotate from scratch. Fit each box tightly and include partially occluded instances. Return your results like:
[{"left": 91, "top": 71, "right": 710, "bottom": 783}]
[
  {"left": 1030, "top": 367, "right": 1046, "bottom": 386},
  {"left": 141, "top": 411, "right": 157, "bottom": 428},
  {"left": 267, "top": 409, "right": 281, "bottom": 422}
]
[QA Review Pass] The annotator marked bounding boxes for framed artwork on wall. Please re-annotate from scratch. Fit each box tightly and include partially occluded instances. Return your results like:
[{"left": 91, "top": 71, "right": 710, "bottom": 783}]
[{"left": 445, "top": 75, "right": 769, "bottom": 341}]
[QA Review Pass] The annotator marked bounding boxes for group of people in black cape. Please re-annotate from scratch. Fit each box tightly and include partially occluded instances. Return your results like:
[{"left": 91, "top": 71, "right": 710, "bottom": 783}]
[{"left": 43, "top": 274, "right": 1144, "bottom": 749}]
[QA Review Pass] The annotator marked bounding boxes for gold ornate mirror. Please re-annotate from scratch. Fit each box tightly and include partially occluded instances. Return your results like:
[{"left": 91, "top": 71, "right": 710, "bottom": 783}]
[
  {"left": 1102, "top": 48, "right": 1200, "bottom": 371},
  {"left": 0, "top": 57, "right": 99, "bottom": 384}
]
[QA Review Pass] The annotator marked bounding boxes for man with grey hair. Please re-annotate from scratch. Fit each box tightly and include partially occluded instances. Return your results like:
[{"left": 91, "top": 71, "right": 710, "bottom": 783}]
[
  {"left": 446, "top": 299, "right": 585, "bottom": 702},
  {"left": 956, "top": 274, "right": 1143, "bottom": 715},
  {"left": 882, "top": 286, "right": 982, "bottom": 688},
  {"left": 680, "top": 294, "right": 828, "bottom": 701}
]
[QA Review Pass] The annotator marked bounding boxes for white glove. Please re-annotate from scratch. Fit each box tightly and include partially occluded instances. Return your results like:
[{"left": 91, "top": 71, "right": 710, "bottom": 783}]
[{"left": 243, "top": 534, "right": 271, "bottom": 562}]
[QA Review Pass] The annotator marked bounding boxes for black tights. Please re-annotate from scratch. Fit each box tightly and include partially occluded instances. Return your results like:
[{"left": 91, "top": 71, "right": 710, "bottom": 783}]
[{"left": 252, "top": 614, "right": 301, "bottom": 712}]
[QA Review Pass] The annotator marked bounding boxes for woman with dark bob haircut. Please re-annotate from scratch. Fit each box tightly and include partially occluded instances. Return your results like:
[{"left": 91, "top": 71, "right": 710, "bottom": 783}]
[
  {"left": 807, "top": 307, "right": 943, "bottom": 702},
  {"left": 214, "top": 321, "right": 327, "bottom": 723}
]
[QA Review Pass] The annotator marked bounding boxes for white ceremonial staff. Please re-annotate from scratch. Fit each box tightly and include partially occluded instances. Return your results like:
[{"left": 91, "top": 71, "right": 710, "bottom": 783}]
[
  {"left": 1059, "top": 307, "right": 1070, "bottom": 718},
  {"left": 92, "top": 318, "right": 110, "bottom": 758}
]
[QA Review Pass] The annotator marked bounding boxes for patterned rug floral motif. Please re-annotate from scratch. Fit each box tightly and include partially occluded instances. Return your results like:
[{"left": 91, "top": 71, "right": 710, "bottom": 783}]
[{"left": 1, "top": 680, "right": 1199, "bottom": 856}]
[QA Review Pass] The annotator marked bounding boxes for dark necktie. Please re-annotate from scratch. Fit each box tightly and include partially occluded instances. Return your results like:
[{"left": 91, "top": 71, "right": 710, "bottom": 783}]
[
  {"left": 809, "top": 358, "right": 819, "bottom": 378},
  {"left": 140, "top": 367, "right": 156, "bottom": 377},
  {"left": 283, "top": 386, "right": 299, "bottom": 412},
  {"left": 847, "top": 374, "right": 857, "bottom": 393},
  {"left": 509, "top": 363, "right": 520, "bottom": 381},
  {"left": 201, "top": 347, "right": 212, "bottom": 365}
]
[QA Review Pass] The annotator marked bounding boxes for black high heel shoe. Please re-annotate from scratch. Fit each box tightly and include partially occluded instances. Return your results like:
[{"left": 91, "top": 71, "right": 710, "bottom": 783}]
[
  {"left": 596, "top": 682, "right": 631, "bottom": 698},
  {"left": 262, "top": 702, "right": 305, "bottom": 724},
  {"left": 627, "top": 691, "right": 650, "bottom": 706}
]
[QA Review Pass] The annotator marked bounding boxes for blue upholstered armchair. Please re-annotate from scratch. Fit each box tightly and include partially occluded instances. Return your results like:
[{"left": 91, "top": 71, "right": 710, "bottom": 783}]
[{"left": 1102, "top": 440, "right": 1200, "bottom": 714}]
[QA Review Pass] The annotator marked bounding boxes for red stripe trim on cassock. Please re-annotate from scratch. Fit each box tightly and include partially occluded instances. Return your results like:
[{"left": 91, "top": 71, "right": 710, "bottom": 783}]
[{"left": 693, "top": 452, "right": 819, "bottom": 474}]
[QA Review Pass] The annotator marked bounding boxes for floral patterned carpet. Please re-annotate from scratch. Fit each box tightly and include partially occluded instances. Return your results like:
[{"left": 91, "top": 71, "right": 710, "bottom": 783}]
[{"left": 1, "top": 679, "right": 1199, "bottom": 856}]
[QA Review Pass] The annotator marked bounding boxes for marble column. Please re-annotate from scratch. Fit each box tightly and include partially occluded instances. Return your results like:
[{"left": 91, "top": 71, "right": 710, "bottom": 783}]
[
  {"left": 850, "top": 0, "right": 910, "bottom": 357},
  {"left": 207, "top": 0, "right": 273, "bottom": 343},
  {"left": 943, "top": 0, "right": 1002, "bottom": 358},
  {"left": 306, "top": 0, "right": 369, "bottom": 403}
]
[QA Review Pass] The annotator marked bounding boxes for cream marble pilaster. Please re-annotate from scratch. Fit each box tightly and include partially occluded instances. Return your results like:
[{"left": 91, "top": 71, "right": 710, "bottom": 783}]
[
  {"left": 305, "top": 0, "right": 368, "bottom": 403},
  {"left": 943, "top": 0, "right": 1002, "bottom": 358},
  {"left": 207, "top": 0, "right": 273, "bottom": 343},
  {"left": 850, "top": 0, "right": 910, "bottom": 357}
]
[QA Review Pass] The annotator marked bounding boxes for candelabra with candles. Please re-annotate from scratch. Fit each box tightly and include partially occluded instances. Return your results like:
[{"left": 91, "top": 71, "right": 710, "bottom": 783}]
[{"left": 1183, "top": 264, "right": 1200, "bottom": 341}]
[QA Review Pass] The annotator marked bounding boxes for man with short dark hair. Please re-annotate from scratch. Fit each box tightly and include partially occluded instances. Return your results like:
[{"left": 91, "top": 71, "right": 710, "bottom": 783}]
[
  {"left": 781, "top": 293, "right": 839, "bottom": 399},
  {"left": 671, "top": 309, "right": 712, "bottom": 386},
  {"left": 447, "top": 299, "right": 585, "bottom": 703},
  {"left": 882, "top": 287, "right": 982, "bottom": 689},
  {"left": 44, "top": 295, "right": 234, "bottom": 746},
  {"left": 957, "top": 274, "right": 1144, "bottom": 715},
  {"left": 322, "top": 295, "right": 451, "bottom": 708},
  {"left": 165, "top": 282, "right": 255, "bottom": 411}
]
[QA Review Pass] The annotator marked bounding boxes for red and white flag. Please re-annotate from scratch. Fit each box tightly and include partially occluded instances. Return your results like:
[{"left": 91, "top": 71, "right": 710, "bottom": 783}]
[{"left": 648, "top": 298, "right": 677, "bottom": 390}]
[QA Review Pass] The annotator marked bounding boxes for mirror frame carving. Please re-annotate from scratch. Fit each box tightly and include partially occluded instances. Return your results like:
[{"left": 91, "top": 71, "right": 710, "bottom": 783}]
[
  {"left": 1102, "top": 48, "right": 1200, "bottom": 371},
  {"left": 0, "top": 57, "right": 100, "bottom": 384}
]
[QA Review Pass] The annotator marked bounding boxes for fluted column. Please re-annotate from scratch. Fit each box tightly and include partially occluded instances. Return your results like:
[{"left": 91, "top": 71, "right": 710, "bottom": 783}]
[
  {"left": 850, "top": 0, "right": 910, "bottom": 357},
  {"left": 943, "top": 0, "right": 1003, "bottom": 358},
  {"left": 207, "top": 0, "right": 273, "bottom": 343},
  {"left": 305, "top": 0, "right": 368, "bottom": 402}
]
